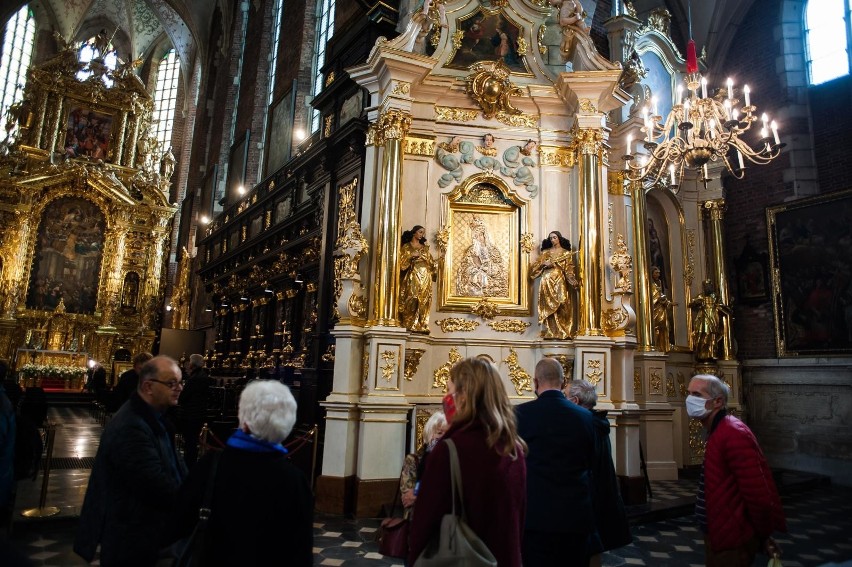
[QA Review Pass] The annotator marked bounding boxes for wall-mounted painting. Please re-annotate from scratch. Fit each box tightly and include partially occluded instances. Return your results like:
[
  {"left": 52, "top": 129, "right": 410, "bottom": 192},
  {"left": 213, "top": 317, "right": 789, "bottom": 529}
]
[
  {"left": 62, "top": 104, "right": 115, "bottom": 161},
  {"left": 445, "top": 9, "right": 531, "bottom": 75},
  {"left": 27, "top": 197, "right": 106, "bottom": 314},
  {"left": 226, "top": 129, "right": 250, "bottom": 204},
  {"left": 265, "top": 84, "right": 295, "bottom": 177},
  {"left": 767, "top": 189, "right": 852, "bottom": 356}
]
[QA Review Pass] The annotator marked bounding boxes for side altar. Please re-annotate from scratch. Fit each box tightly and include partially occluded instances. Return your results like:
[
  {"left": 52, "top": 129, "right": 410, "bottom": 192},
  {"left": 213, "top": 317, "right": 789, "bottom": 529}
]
[{"left": 0, "top": 38, "right": 177, "bottom": 367}]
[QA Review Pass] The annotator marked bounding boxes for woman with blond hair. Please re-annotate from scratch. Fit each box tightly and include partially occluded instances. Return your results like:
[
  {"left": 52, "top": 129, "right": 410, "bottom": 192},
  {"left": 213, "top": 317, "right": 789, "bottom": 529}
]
[{"left": 408, "top": 357, "right": 527, "bottom": 567}]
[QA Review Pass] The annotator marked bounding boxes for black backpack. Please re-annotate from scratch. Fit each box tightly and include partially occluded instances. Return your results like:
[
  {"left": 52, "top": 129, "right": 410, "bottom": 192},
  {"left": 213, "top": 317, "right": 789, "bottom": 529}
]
[{"left": 14, "top": 414, "right": 43, "bottom": 481}]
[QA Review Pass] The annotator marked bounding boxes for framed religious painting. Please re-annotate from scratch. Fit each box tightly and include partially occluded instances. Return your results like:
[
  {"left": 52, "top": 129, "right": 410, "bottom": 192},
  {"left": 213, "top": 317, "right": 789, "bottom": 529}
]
[
  {"left": 767, "top": 188, "right": 852, "bottom": 356},
  {"left": 61, "top": 103, "right": 116, "bottom": 161},
  {"left": 437, "top": 173, "right": 530, "bottom": 315},
  {"left": 265, "top": 84, "right": 296, "bottom": 177},
  {"left": 444, "top": 8, "right": 532, "bottom": 76}
]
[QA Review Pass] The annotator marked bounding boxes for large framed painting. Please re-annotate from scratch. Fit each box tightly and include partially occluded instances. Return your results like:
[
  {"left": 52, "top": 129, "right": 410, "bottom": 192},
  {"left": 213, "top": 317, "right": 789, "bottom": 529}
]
[
  {"left": 26, "top": 196, "right": 106, "bottom": 314},
  {"left": 225, "top": 129, "right": 250, "bottom": 204},
  {"left": 265, "top": 84, "right": 296, "bottom": 177},
  {"left": 438, "top": 174, "right": 529, "bottom": 315},
  {"left": 767, "top": 189, "right": 852, "bottom": 356},
  {"left": 445, "top": 8, "right": 532, "bottom": 75},
  {"left": 62, "top": 104, "right": 116, "bottom": 161}
]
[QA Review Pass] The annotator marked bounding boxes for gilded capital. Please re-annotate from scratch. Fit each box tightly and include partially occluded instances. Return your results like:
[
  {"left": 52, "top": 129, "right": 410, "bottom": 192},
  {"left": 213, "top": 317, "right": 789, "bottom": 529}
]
[
  {"left": 703, "top": 199, "right": 726, "bottom": 220},
  {"left": 570, "top": 127, "right": 604, "bottom": 157},
  {"left": 377, "top": 109, "right": 412, "bottom": 141}
]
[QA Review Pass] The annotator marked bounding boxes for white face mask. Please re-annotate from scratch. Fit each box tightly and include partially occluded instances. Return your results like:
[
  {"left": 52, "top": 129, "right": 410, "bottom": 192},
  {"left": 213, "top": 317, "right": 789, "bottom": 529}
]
[{"left": 686, "top": 394, "right": 711, "bottom": 419}]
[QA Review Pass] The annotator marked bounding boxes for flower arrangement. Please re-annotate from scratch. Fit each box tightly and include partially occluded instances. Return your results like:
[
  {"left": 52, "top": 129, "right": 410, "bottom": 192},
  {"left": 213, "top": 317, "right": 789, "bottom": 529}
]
[{"left": 18, "top": 364, "right": 87, "bottom": 380}]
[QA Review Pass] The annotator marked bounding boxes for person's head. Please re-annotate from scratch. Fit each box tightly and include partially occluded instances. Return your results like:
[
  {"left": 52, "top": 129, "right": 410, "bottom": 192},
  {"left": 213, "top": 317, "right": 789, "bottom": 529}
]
[
  {"left": 651, "top": 266, "right": 661, "bottom": 281},
  {"left": 483, "top": 133, "right": 495, "bottom": 147},
  {"left": 448, "top": 357, "right": 526, "bottom": 458},
  {"left": 702, "top": 279, "right": 714, "bottom": 294},
  {"left": 541, "top": 230, "right": 571, "bottom": 251},
  {"left": 132, "top": 351, "right": 153, "bottom": 373},
  {"left": 138, "top": 355, "right": 183, "bottom": 411},
  {"left": 423, "top": 411, "right": 448, "bottom": 447},
  {"left": 533, "top": 358, "right": 563, "bottom": 395},
  {"left": 402, "top": 225, "right": 426, "bottom": 245},
  {"left": 188, "top": 353, "right": 205, "bottom": 372},
  {"left": 238, "top": 380, "right": 297, "bottom": 443},
  {"left": 686, "top": 374, "right": 730, "bottom": 426},
  {"left": 566, "top": 379, "right": 597, "bottom": 409}
]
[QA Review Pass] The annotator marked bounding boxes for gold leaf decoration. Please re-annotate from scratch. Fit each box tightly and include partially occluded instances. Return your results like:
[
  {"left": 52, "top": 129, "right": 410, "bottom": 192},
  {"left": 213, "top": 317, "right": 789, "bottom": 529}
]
[
  {"left": 433, "top": 347, "right": 462, "bottom": 392},
  {"left": 503, "top": 348, "right": 532, "bottom": 396},
  {"left": 436, "top": 318, "right": 480, "bottom": 332},
  {"left": 435, "top": 106, "right": 479, "bottom": 122},
  {"left": 472, "top": 298, "right": 500, "bottom": 320},
  {"left": 487, "top": 319, "right": 530, "bottom": 333}
]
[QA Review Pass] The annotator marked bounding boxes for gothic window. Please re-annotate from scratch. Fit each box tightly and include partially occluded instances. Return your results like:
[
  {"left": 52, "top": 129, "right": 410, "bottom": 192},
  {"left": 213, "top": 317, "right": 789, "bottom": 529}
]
[
  {"left": 152, "top": 49, "right": 180, "bottom": 149},
  {"left": 268, "top": 0, "right": 284, "bottom": 106},
  {"left": 310, "top": 0, "right": 335, "bottom": 132},
  {"left": 77, "top": 33, "right": 118, "bottom": 86},
  {"left": 0, "top": 5, "right": 36, "bottom": 124},
  {"left": 805, "top": 0, "right": 850, "bottom": 85}
]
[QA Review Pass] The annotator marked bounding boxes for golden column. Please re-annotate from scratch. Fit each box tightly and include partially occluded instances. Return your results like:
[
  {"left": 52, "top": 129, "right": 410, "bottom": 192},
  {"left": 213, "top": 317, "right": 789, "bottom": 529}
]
[
  {"left": 703, "top": 199, "right": 733, "bottom": 359},
  {"left": 573, "top": 128, "right": 605, "bottom": 336},
  {"left": 631, "top": 180, "right": 654, "bottom": 350},
  {"left": 373, "top": 108, "right": 411, "bottom": 326}
]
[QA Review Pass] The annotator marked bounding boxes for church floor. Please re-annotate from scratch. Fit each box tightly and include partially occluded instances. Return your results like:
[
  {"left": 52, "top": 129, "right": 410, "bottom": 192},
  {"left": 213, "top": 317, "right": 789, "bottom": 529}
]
[{"left": 7, "top": 407, "right": 852, "bottom": 567}]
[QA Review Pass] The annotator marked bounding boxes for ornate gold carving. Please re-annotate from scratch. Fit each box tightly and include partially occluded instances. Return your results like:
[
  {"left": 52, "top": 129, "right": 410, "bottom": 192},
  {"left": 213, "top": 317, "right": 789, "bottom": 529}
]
[
  {"left": 677, "top": 371, "right": 687, "bottom": 397},
  {"left": 703, "top": 198, "right": 726, "bottom": 221},
  {"left": 325, "top": 71, "right": 335, "bottom": 86},
  {"left": 380, "top": 350, "right": 397, "bottom": 381},
  {"left": 538, "top": 25, "right": 547, "bottom": 55},
  {"left": 465, "top": 60, "right": 523, "bottom": 120},
  {"left": 578, "top": 98, "right": 599, "bottom": 114},
  {"left": 332, "top": 178, "right": 367, "bottom": 320},
  {"left": 503, "top": 348, "right": 532, "bottom": 396},
  {"left": 602, "top": 307, "right": 629, "bottom": 335},
  {"left": 689, "top": 418, "right": 706, "bottom": 463},
  {"left": 435, "top": 225, "right": 450, "bottom": 255},
  {"left": 520, "top": 232, "right": 535, "bottom": 254},
  {"left": 472, "top": 297, "right": 500, "bottom": 320},
  {"left": 609, "top": 234, "right": 633, "bottom": 292},
  {"left": 495, "top": 111, "right": 537, "bottom": 128},
  {"left": 685, "top": 229, "right": 696, "bottom": 286},
  {"left": 585, "top": 359, "right": 603, "bottom": 386},
  {"left": 488, "top": 319, "right": 530, "bottom": 333},
  {"left": 362, "top": 350, "right": 370, "bottom": 389},
  {"left": 376, "top": 108, "right": 412, "bottom": 142},
  {"left": 666, "top": 373, "right": 675, "bottom": 397},
  {"left": 633, "top": 368, "right": 642, "bottom": 394},
  {"left": 608, "top": 170, "right": 626, "bottom": 195},
  {"left": 348, "top": 293, "right": 367, "bottom": 319},
  {"left": 544, "top": 354, "right": 573, "bottom": 382},
  {"left": 452, "top": 30, "right": 465, "bottom": 49},
  {"left": 324, "top": 115, "right": 333, "bottom": 138},
  {"left": 391, "top": 81, "right": 411, "bottom": 95},
  {"left": 365, "top": 123, "right": 378, "bottom": 146},
  {"left": 433, "top": 346, "right": 462, "bottom": 392},
  {"left": 649, "top": 369, "right": 662, "bottom": 394},
  {"left": 646, "top": 7, "right": 672, "bottom": 38},
  {"left": 404, "top": 348, "right": 425, "bottom": 380},
  {"left": 434, "top": 106, "right": 479, "bottom": 122},
  {"left": 403, "top": 136, "right": 436, "bottom": 156},
  {"left": 321, "top": 344, "right": 336, "bottom": 362},
  {"left": 569, "top": 127, "right": 604, "bottom": 157},
  {"left": 436, "top": 318, "right": 480, "bottom": 332},
  {"left": 516, "top": 37, "right": 528, "bottom": 56},
  {"left": 538, "top": 145, "right": 575, "bottom": 168}
]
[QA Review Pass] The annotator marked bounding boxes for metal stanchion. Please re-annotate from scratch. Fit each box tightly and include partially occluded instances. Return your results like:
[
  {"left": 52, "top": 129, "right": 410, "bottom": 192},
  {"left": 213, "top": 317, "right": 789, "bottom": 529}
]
[
  {"left": 21, "top": 422, "right": 61, "bottom": 518},
  {"left": 310, "top": 424, "right": 319, "bottom": 490}
]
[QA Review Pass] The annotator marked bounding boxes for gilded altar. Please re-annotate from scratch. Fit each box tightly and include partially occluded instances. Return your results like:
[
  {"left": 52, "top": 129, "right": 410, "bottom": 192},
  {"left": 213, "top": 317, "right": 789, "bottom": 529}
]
[{"left": 0, "top": 41, "right": 177, "bottom": 366}]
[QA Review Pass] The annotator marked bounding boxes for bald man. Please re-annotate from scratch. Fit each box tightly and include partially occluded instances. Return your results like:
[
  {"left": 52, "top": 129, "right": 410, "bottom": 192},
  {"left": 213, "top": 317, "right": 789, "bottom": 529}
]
[{"left": 515, "top": 358, "right": 597, "bottom": 567}]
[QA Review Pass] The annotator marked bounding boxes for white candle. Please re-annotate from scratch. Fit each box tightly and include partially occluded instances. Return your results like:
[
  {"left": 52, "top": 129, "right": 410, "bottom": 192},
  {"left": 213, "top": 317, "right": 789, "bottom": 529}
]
[
  {"left": 652, "top": 96, "right": 659, "bottom": 116},
  {"left": 743, "top": 84, "right": 751, "bottom": 107},
  {"left": 677, "top": 84, "right": 684, "bottom": 106},
  {"left": 733, "top": 108, "right": 740, "bottom": 121},
  {"left": 701, "top": 77, "right": 708, "bottom": 98},
  {"left": 771, "top": 120, "right": 780, "bottom": 145},
  {"left": 727, "top": 77, "right": 733, "bottom": 100},
  {"left": 761, "top": 127, "right": 768, "bottom": 139},
  {"left": 708, "top": 119, "right": 715, "bottom": 138},
  {"left": 761, "top": 113, "right": 768, "bottom": 130},
  {"left": 724, "top": 99, "right": 732, "bottom": 120},
  {"left": 626, "top": 134, "right": 633, "bottom": 155},
  {"left": 669, "top": 163, "right": 676, "bottom": 186},
  {"left": 703, "top": 164, "right": 708, "bottom": 179},
  {"left": 737, "top": 150, "right": 744, "bottom": 170}
]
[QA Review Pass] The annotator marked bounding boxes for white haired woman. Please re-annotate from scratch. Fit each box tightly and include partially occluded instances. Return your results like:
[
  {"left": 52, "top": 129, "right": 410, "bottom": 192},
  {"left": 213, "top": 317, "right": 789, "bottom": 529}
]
[
  {"left": 172, "top": 380, "right": 313, "bottom": 565},
  {"left": 398, "top": 411, "right": 447, "bottom": 518}
]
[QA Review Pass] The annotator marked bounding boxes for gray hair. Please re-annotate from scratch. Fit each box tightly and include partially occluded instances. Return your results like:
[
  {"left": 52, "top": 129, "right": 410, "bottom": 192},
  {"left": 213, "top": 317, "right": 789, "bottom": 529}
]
[
  {"left": 238, "top": 380, "right": 297, "bottom": 443},
  {"left": 691, "top": 374, "right": 730, "bottom": 406},
  {"left": 423, "top": 411, "right": 447, "bottom": 445},
  {"left": 189, "top": 353, "right": 205, "bottom": 370},
  {"left": 567, "top": 379, "right": 597, "bottom": 409}
]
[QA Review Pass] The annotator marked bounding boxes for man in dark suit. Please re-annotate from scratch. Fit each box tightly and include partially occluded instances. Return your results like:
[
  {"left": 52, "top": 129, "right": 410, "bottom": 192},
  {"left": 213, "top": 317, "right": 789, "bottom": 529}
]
[
  {"left": 515, "top": 357, "right": 597, "bottom": 567},
  {"left": 109, "top": 351, "right": 153, "bottom": 412},
  {"left": 75, "top": 356, "right": 188, "bottom": 566},
  {"left": 178, "top": 354, "right": 213, "bottom": 465}
]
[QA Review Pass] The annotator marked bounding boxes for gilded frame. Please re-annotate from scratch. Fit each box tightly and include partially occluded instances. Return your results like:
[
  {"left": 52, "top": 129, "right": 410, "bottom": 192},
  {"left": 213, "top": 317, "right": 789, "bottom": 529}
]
[
  {"left": 438, "top": 174, "right": 529, "bottom": 315},
  {"left": 61, "top": 103, "right": 118, "bottom": 162},
  {"left": 767, "top": 188, "right": 852, "bottom": 356}
]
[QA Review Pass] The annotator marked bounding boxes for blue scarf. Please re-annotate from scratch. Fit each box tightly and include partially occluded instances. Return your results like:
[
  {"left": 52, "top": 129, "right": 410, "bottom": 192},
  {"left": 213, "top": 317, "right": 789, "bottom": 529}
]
[{"left": 226, "top": 428, "right": 289, "bottom": 455}]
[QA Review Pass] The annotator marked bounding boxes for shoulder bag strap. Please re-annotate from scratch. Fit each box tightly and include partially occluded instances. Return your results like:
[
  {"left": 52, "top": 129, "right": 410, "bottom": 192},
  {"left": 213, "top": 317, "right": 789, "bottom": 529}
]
[
  {"left": 199, "top": 450, "right": 222, "bottom": 521},
  {"left": 445, "top": 439, "right": 465, "bottom": 520}
]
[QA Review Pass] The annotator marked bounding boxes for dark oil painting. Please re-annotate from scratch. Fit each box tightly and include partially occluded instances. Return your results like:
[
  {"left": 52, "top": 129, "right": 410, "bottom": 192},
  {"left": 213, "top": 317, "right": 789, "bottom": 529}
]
[
  {"left": 27, "top": 197, "right": 106, "bottom": 314},
  {"left": 445, "top": 9, "right": 529, "bottom": 74}
]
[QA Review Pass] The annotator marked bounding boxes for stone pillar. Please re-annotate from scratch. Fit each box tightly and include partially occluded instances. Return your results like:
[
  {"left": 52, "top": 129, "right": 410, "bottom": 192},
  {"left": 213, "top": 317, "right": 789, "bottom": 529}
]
[{"left": 703, "top": 199, "right": 734, "bottom": 360}]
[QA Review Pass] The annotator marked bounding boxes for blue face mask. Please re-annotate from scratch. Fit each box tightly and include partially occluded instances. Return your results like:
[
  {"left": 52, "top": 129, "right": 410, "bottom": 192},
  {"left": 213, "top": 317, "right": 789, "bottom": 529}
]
[{"left": 686, "top": 394, "right": 711, "bottom": 419}]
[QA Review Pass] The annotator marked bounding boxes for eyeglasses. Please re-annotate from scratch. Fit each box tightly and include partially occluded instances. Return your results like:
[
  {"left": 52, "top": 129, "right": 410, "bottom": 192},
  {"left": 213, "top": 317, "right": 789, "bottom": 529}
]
[{"left": 148, "top": 378, "right": 183, "bottom": 390}]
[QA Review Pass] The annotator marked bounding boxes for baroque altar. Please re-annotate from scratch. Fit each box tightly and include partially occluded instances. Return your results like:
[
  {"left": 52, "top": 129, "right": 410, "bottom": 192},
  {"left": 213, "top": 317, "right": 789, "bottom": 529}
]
[{"left": 0, "top": 39, "right": 177, "bottom": 368}]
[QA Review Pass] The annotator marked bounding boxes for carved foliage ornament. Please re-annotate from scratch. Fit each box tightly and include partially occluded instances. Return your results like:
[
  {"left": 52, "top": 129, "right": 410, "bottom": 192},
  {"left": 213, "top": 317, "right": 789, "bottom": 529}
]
[
  {"left": 436, "top": 318, "right": 480, "bottom": 332},
  {"left": 503, "top": 348, "right": 532, "bottom": 395},
  {"left": 433, "top": 346, "right": 462, "bottom": 392},
  {"left": 465, "top": 60, "right": 523, "bottom": 120},
  {"left": 374, "top": 109, "right": 412, "bottom": 144}
]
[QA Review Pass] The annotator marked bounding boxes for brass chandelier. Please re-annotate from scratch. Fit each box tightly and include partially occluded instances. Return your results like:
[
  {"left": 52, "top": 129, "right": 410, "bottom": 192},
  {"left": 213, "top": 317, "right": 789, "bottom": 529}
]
[{"left": 624, "top": 37, "right": 785, "bottom": 191}]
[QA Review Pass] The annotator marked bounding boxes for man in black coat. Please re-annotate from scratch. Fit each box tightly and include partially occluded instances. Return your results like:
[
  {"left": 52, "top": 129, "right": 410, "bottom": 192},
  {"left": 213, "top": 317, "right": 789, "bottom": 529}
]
[
  {"left": 178, "top": 354, "right": 213, "bottom": 466},
  {"left": 515, "top": 357, "right": 597, "bottom": 567},
  {"left": 75, "top": 356, "right": 188, "bottom": 566},
  {"left": 109, "top": 351, "right": 153, "bottom": 413}
]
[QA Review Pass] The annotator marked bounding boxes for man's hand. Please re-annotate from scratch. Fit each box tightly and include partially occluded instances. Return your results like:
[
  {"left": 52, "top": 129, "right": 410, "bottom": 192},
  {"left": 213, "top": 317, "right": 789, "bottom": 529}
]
[
  {"left": 401, "top": 489, "right": 416, "bottom": 508},
  {"left": 764, "top": 536, "right": 782, "bottom": 559}
]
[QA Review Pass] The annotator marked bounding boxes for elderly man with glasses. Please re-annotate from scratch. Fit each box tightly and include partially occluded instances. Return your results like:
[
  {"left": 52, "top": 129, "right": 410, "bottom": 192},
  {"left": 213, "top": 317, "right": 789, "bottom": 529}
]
[{"left": 75, "top": 355, "right": 188, "bottom": 566}]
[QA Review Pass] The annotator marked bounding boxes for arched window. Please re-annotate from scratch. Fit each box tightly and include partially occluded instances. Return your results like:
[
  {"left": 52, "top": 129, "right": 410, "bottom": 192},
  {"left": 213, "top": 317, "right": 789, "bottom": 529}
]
[
  {"left": 77, "top": 33, "right": 119, "bottom": 86},
  {"left": 310, "top": 0, "right": 335, "bottom": 132},
  {"left": 805, "top": 0, "right": 851, "bottom": 85},
  {"left": 152, "top": 49, "right": 180, "bottom": 149},
  {"left": 0, "top": 5, "right": 36, "bottom": 124},
  {"left": 268, "top": 0, "right": 284, "bottom": 106}
]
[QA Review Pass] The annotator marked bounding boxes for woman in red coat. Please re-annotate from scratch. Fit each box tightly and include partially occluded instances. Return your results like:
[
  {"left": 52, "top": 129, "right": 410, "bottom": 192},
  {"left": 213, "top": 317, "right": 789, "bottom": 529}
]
[{"left": 407, "top": 357, "right": 527, "bottom": 566}]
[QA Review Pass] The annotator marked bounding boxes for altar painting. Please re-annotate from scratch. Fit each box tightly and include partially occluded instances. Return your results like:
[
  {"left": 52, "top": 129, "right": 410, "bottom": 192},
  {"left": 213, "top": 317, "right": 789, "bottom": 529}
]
[
  {"left": 63, "top": 105, "right": 115, "bottom": 160},
  {"left": 445, "top": 9, "right": 530, "bottom": 75},
  {"left": 27, "top": 197, "right": 105, "bottom": 314}
]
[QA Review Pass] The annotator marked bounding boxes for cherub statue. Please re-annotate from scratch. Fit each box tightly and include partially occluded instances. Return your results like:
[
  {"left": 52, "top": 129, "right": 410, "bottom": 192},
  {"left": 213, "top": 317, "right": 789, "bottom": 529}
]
[{"left": 548, "top": 0, "right": 590, "bottom": 61}]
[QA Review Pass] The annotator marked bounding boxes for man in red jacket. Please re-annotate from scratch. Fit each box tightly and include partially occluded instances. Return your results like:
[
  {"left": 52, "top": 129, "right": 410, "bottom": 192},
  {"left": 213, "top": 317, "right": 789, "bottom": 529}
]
[{"left": 687, "top": 374, "right": 786, "bottom": 567}]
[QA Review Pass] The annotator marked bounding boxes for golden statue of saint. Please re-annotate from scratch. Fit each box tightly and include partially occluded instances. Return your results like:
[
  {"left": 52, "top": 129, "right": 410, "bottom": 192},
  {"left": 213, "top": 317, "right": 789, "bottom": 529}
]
[
  {"left": 651, "top": 266, "right": 672, "bottom": 352},
  {"left": 399, "top": 226, "right": 436, "bottom": 333},
  {"left": 530, "top": 231, "right": 579, "bottom": 339},
  {"left": 689, "top": 280, "right": 731, "bottom": 361}
]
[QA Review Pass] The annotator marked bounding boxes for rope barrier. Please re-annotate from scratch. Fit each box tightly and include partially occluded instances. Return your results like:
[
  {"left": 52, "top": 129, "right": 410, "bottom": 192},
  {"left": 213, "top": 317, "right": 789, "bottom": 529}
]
[{"left": 198, "top": 423, "right": 317, "bottom": 456}]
